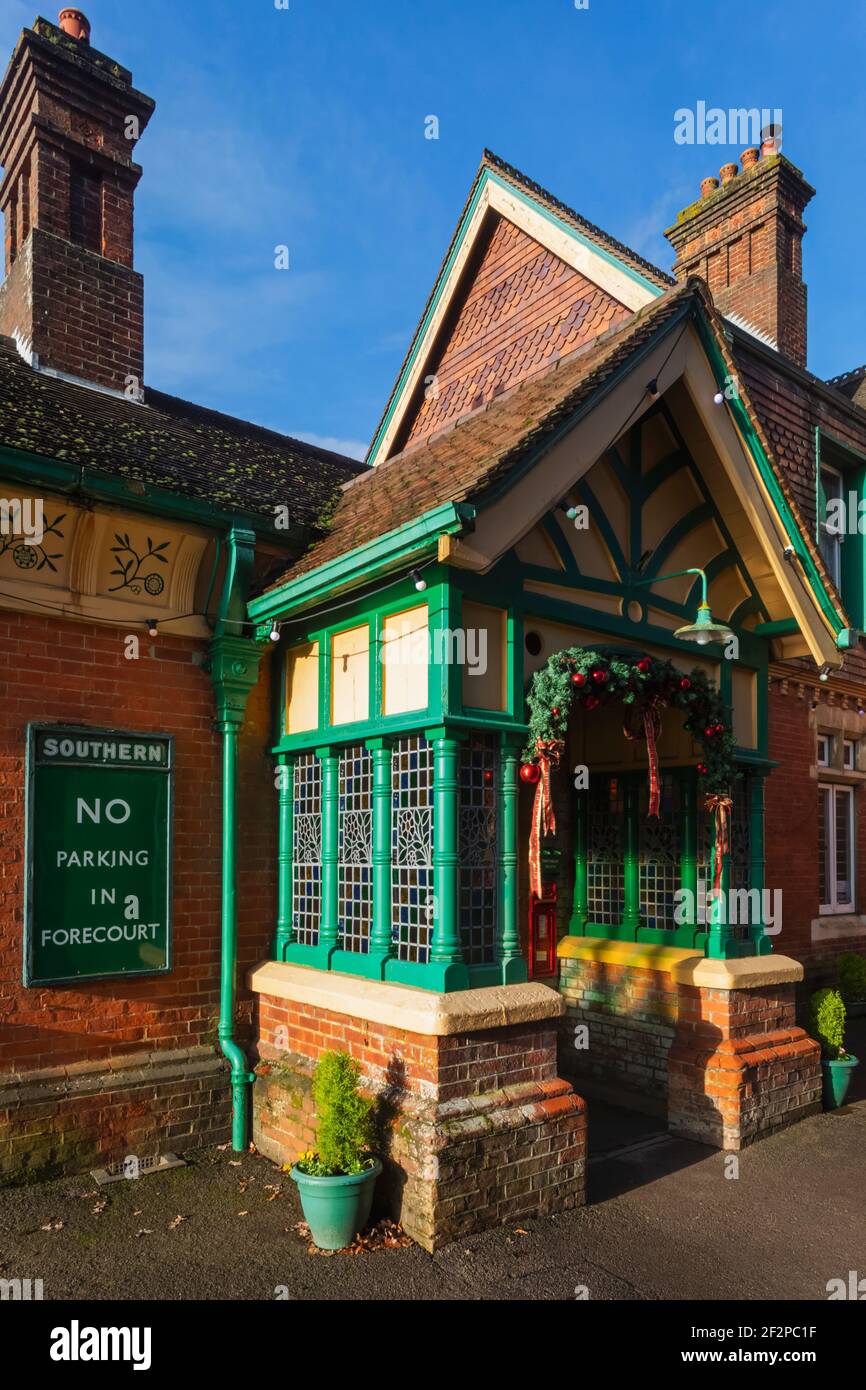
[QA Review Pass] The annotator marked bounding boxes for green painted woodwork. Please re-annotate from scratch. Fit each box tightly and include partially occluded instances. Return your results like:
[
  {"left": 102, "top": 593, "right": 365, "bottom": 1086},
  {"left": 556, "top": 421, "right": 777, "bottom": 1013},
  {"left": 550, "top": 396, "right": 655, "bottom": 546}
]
[
  {"left": 317, "top": 747, "right": 341, "bottom": 964},
  {"left": 248, "top": 502, "right": 472, "bottom": 625},
  {"left": 622, "top": 779, "right": 641, "bottom": 936},
  {"left": 427, "top": 731, "right": 470, "bottom": 991},
  {"left": 748, "top": 771, "right": 772, "bottom": 956},
  {"left": 368, "top": 740, "right": 395, "bottom": 974},
  {"left": 680, "top": 771, "right": 698, "bottom": 936},
  {"left": 274, "top": 756, "right": 294, "bottom": 960},
  {"left": 208, "top": 530, "right": 266, "bottom": 1152},
  {"left": 497, "top": 737, "right": 527, "bottom": 984},
  {"left": 694, "top": 314, "right": 846, "bottom": 640},
  {"left": 570, "top": 792, "right": 589, "bottom": 934},
  {"left": 816, "top": 428, "right": 866, "bottom": 633}
]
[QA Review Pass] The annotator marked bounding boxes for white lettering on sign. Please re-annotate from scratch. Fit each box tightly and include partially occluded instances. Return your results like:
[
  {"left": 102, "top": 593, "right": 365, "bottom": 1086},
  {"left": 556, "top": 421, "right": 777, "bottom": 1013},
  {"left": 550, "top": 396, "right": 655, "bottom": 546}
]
[
  {"left": 40, "top": 738, "right": 166, "bottom": 764},
  {"left": 40, "top": 924, "right": 161, "bottom": 947},
  {"left": 76, "top": 799, "right": 132, "bottom": 826},
  {"left": 57, "top": 850, "right": 150, "bottom": 868}
]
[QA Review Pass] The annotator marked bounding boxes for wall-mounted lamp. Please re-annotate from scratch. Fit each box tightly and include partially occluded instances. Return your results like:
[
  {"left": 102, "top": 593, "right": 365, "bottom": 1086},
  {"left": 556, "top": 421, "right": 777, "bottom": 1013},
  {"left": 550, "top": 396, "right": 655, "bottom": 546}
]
[{"left": 634, "top": 567, "right": 735, "bottom": 647}]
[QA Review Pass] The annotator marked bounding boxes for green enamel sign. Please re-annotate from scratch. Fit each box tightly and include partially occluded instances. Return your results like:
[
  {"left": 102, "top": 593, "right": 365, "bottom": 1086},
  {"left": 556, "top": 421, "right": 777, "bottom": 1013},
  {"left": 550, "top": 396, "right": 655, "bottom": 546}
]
[{"left": 24, "top": 726, "right": 173, "bottom": 986}]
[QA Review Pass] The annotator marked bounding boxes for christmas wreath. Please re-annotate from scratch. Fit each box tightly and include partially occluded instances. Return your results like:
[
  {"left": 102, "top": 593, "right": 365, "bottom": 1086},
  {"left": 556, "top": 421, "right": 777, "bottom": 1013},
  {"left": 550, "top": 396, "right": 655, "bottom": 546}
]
[{"left": 521, "top": 647, "right": 735, "bottom": 900}]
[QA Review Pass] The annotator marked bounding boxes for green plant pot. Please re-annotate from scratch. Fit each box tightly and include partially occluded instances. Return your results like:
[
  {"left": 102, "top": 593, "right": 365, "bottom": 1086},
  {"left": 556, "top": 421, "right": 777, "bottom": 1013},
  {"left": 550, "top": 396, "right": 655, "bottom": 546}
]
[
  {"left": 821, "top": 1056, "right": 859, "bottom": 1110},
  {"left": 290, "top": 1159, "right": 382, "bottom": 1250}
]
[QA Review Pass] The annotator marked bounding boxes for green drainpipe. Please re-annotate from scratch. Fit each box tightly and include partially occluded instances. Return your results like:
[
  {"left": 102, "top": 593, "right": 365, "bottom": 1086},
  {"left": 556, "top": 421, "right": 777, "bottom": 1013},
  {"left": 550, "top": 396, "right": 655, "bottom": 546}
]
[{"left": 208, "top": 527, "right": 265, "bottom": 1151}]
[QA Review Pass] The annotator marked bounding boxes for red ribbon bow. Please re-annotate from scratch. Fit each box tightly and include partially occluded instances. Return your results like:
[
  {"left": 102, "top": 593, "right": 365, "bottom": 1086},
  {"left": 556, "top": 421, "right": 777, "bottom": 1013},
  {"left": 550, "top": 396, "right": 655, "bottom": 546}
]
[
  {"left": 529, "top": 739, "right": 563, "bottom": 901},
  {"left": 705, "top": 793, "right": 733, "bottom": 894}
]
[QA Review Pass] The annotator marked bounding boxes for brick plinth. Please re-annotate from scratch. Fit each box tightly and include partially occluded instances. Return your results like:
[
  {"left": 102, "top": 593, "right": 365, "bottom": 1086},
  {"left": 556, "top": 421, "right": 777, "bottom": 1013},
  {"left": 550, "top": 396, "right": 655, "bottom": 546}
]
[
  {"left": 558, "top": 955, "right": 678, "bottom": 1108},
  {"left": 252, "top": 992, "right": 586, "bottom": 1251},
  {"left": 668, "top": 983, "right": 822, "bottom": 1149},
  {"left": 0, "top": 1047, "right": 230, "bottom": 1184}
]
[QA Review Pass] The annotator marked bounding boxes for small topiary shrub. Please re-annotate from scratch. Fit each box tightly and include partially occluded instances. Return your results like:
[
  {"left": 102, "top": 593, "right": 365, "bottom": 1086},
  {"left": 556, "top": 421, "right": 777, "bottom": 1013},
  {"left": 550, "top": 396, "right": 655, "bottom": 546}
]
[
  {"left": 809, "top": 988, "right": 848, "bottom": 1060},
  {"left": 297, "top": 1051, "right": 374, "bottom": 1177},
  {"left": 836, "top": 953, "right": 866, "bottom": 1004}
]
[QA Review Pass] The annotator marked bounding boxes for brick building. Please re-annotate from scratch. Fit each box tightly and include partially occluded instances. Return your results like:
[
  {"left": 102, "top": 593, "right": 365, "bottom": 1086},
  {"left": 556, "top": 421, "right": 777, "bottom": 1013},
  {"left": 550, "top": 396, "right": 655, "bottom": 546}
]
[{"left": 2, "top": 13, "right": 864, "bottom": 1249}]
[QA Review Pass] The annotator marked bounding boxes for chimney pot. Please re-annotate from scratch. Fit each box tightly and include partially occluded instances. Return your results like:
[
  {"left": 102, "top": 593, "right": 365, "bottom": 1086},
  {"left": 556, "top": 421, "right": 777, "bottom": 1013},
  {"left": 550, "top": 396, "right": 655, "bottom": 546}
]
[
  {"left": 761, "top": 122, "right": 783, "bottom": 158},
  {"left": 719, "top": 162, "right": 738, "bottom": 185},
  {"left": 700, "top": 177, "right": 720, "bottom": 199},
  {"left": 740, "top": 147, "right": 760, "bottom": 170},
  {"left": 58, "top": 8, "right": 91, "bottom": 42}
]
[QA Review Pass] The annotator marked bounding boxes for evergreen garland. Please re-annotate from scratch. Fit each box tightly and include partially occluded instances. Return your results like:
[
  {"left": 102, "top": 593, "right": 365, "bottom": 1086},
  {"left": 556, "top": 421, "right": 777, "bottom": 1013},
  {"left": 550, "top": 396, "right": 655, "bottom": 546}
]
[{"left": 522, "top": 646, "right": 734, "bottom": 796}]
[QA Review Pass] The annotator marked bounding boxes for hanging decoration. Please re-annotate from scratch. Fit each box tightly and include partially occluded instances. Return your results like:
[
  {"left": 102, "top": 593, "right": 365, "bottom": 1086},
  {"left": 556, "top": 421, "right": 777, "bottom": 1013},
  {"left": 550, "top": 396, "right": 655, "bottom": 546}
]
[
  {"left": 527, "top": 740, "right": 561, "bottom": 900},
  {"left": 522, "top": 646, "right": 735, "bottom": 893}
]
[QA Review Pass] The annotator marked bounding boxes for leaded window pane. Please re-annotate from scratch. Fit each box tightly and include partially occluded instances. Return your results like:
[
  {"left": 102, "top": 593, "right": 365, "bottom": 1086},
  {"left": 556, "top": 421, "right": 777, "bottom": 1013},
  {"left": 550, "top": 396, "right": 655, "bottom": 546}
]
[
  {"left": 459, "top": 737, "right": 497, "bottom": 966},
  {"left": 587, "top": 775, "right": 625, "bottom": 926},
  {"left": 392, "top": 737, "right": 434, "bottom": 963},
  {"left": 639, "top": 773, "right": 679, "bottom": 930},
  {"left": 338, "top": 745, "right": 372, "bottom": 954},
  {"left": 292, "top": 752, "right": 321, "bottom": 946}
]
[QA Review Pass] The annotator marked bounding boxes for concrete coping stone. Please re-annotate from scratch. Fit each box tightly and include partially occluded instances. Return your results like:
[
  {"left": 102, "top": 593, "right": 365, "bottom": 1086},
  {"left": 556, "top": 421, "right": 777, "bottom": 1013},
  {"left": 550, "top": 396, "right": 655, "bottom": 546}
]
[
  {"left": 558, "top": 936, "right": 804, "bottom": 989},
  {"left": 671, "top": 955, "right": 804, "bottom": 989},
  {"left": 247, "top": 960, "right": 565, "bottom": 1037}
]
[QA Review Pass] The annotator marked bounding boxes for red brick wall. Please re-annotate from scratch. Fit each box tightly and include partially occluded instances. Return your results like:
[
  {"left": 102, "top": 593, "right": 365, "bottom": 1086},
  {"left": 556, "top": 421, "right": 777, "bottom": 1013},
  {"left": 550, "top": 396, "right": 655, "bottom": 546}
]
[
  {"left": 399, "top": 214, "right": 630, "bottom": 450},
  {"left": 253, "top": 992, "right": 585, "bottom": 1250},
  {"left": 0, "top": 611, "right": 276, "bottom": 1079},
  {"left": 765, "top": 682, "right": 866, "bottom": 976},
  {"left": 0, "top": 227, "right": 144, "bottom": 393}
]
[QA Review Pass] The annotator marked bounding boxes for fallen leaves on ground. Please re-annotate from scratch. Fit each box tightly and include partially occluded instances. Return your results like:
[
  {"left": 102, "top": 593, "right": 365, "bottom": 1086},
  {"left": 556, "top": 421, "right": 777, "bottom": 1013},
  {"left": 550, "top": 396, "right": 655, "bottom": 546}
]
[
  {"left": 40, "top": 1219, "right": 63, "bottom": 1232},
  {"left": 289, "top": 1218, "right": 413, "bottom": 1256},
  {"left": 167, "top": 1215, "right": 185, "bottom": 1230}
]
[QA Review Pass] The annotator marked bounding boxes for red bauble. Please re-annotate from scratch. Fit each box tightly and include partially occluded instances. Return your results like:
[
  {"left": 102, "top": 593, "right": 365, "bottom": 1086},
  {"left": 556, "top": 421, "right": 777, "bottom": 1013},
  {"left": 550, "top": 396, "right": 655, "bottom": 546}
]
[
  {"left": 551, "top": 707, "right": 561, "bottom": 718},
  {"left": 483, "top": 769, "right": 494, "bottom": 785},
  {"left": 704, "top": 727, "right": 716, "bottom": 739},
  {"left": 714, "top": 723, "right": 725, "bottom": 735},
  {"left": 585, "top": 695, "right": 601, "bottom": 710},
  {"left": 571, "top": 672, "right": 588, "bottom": 687},
  {"left": 519, "top": 763, "right": 541, "bottom": 785},
  {"left": 636, "top": 658, "right": 651, "bottom": 674},
  {"left": 679, "top": 677, "right": 691, "bottom": 691},
  {"left": 697, "top": 763, "right": 708, "bottom": 775},
  {"left": 592, "top": 669, "right": 609, "bottom": 685}
]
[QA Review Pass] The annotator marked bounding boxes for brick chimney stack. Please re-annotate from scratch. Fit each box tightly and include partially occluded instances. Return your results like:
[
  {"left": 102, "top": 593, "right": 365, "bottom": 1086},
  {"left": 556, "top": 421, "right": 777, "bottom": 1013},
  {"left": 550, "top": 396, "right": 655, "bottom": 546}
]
[
  {"left": 0, "top": 13, "right": 154, "bottom": 393},
  {"left": 664, "top": 146, "right": 815, "bottom": 368}
]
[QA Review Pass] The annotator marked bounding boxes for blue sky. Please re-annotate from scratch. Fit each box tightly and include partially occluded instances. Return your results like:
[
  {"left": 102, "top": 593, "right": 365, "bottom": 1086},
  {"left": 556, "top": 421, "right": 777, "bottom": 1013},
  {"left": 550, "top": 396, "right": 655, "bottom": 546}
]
[{"left": 5, "top": 1, "right": 866, "bottom": 458}]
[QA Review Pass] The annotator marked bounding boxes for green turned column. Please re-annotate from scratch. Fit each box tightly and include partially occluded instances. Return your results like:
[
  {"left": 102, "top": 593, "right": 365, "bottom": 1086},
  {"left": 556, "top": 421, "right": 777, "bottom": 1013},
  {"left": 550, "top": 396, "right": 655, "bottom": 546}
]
[
  {"left": 497, "top": 736, "right": 527, "bottom": 984},
  {"left": 748, "top": 771, "right": 772, "bottom": 956},
  {"left": 367, "top": 739, "right": 395, "bottom": 976},
  {"left": 569, "top": 790, "right": 589, "bottom": 935},
  {"left": 623, "top": 776, "right": 641, "bottom": 939},
  {"left": 314, "top": 745, "right": 340, "bottom": 966},
  {"left": 274, "top": 755, "right": 294, "bottom": 960},
  {"left": 679, "top": 771, "right": 698, "bottom": 943},
  {"left": 428, "top": 729, "right": 470, "bottom": 992}
]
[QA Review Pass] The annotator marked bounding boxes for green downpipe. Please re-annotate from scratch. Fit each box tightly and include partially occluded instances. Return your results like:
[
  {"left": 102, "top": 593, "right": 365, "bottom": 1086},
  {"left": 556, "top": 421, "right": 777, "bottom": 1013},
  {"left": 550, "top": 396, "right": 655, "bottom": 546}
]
[{"left": 218, "top": 721, "right": 254, "bottom": 1152}]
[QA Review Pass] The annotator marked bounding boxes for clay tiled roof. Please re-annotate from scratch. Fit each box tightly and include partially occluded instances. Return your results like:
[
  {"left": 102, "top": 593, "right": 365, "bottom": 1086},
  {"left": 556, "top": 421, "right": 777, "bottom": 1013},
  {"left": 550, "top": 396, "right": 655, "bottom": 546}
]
[
  {"left": 0, "top": 336, "right": 364, "bottom": 526},
  {"left": 368, "top": 149, "right": 676, "bottom": 464},
  {"left": 269, "top": 282, "right": 695, "bottom": 590}
]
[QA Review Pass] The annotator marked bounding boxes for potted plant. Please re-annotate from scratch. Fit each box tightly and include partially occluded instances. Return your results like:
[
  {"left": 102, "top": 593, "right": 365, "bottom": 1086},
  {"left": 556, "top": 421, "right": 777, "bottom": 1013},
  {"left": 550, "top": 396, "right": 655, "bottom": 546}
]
[
  {"left": 290, "top": 1051, "right": 381, "bottom": 1250},
  {"left": 836, "top": 953, "right": 866, "bottom": 1019},
  {"left": 809, "top": 988, "right": 860, "bottom": 1111}
]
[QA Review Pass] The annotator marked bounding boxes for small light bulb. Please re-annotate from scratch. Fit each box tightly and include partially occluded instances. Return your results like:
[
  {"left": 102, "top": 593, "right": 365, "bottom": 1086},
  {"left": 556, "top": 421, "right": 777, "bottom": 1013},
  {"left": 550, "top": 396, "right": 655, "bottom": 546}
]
[
  {"left": 269, "top": 621, "right": 281, "bottom": 643},
  {"left": 410, "top": 569, "right": 427, "bottom": 593},
  {"left": 146, "top": 618, "right": 158, "bottom": 638},
  {"left": 713, "top": 392, "right": 724, "bottom": 406}
]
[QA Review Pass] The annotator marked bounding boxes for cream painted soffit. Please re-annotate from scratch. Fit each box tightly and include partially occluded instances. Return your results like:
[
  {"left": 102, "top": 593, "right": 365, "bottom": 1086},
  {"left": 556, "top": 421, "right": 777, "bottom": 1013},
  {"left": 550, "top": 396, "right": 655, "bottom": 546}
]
[
  {"left": 444, "top": 323, "right": 842, "bottom": 669},
  {"left": 367, "top": 170, "right": 660, "bottom": 469}
]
